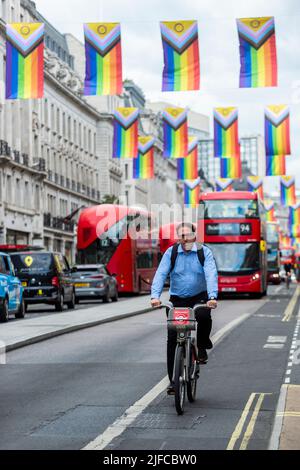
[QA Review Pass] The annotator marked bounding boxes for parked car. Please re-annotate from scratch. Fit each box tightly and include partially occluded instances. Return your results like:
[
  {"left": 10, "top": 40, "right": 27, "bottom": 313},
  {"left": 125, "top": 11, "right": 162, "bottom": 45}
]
[
  {"left": 10, "top": 251, "right": 76, "bottom": 312},
  {"left": 72, "top": 264, "right": 118, "bottom": 303},
  {"left": 0, "top": 252, "right": 25, "bottom": 322}
]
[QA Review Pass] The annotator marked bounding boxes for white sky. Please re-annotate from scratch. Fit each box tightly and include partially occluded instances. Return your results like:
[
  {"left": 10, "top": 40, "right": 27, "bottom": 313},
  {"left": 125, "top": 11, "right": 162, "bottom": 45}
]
[{"left": 34, "top": 0, "right": 300, "bottom": 192}]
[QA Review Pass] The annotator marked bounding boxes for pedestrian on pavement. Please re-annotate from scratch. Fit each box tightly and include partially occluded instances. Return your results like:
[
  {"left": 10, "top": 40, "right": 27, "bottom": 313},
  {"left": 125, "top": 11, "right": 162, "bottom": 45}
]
[{"left": 150, "top": 222, "right": 218, "bottom": 395}]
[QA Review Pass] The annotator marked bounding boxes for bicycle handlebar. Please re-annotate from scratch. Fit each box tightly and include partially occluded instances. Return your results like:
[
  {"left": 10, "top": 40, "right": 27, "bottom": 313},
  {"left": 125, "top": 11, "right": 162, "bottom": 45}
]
[{"left": 162, "top": 302, "right": 211, "bottom": 311}]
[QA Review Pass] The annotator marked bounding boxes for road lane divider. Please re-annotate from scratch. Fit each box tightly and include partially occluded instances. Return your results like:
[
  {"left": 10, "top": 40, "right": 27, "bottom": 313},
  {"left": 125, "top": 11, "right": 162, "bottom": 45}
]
[
  {"left": 282, "top": 286, "right": 300, "bottom": 322},
  {"left": 227, "top": 393, "right": 271, "bottom": 450},
  {"left": 83, "top": 312, "right": 253, "bottom": 451}
]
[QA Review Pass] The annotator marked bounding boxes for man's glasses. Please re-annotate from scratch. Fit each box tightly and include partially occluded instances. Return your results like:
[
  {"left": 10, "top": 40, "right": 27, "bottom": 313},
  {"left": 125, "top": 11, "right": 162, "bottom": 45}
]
[{"left": 178, "top": 233, "right": 196, "bottom": 241}]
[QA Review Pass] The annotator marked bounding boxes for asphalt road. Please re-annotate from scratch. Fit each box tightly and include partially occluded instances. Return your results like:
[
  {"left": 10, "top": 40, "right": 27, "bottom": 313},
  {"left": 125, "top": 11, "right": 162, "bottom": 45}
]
[{"left": 1, "top": 284, "right": 299, "bottom": 450}]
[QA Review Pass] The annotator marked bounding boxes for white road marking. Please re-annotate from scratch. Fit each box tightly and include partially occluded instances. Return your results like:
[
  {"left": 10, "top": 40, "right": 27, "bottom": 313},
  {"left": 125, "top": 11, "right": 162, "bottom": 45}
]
[
  {"left": 264, "top": 344, "right": 284, "bottom": 349},
  {"left": 285, "top": 378, "right": 291, "bottom": 384},
  {"left": 286, "top": 370, "right": 291, "bottom": 375},
  {"left": 288, "top": 362, "right": 293, "bottom": 367},
  {"left": 83, "top": 312, "right": 252, "bottom": 451},
  {"left": 267, "top": 336, "right": 287, "bottom": 344},
  {"left": 255, "top": 314, "right": 281, "bottom": 318}
]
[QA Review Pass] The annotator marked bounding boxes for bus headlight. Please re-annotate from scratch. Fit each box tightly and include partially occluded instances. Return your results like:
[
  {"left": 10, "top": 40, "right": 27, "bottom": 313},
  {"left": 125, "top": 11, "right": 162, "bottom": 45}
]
[{"left": 252, "top": 273, "right": 260, "bottom": 281}]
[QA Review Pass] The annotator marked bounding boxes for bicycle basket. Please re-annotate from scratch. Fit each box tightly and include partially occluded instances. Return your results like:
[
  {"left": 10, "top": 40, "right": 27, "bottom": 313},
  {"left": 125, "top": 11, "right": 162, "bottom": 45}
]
[{"left": 167, "top": 307, "right": 196, "bottom": 331}]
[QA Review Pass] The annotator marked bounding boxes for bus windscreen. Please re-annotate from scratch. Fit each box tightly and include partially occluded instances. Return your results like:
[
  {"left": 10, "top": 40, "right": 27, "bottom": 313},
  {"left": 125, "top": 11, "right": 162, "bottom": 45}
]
[
  {"left": 204, "top": 200, "right": 258, "bottom": 219},
  {"left": 206, "top": 242, "right": 260, "bottom": 274}
]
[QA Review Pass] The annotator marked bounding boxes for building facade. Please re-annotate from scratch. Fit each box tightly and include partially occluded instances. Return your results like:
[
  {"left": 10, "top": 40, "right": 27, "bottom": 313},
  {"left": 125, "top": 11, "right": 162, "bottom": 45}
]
[{"left": 0, "top": 0, "right": 105, "bottom": 261}]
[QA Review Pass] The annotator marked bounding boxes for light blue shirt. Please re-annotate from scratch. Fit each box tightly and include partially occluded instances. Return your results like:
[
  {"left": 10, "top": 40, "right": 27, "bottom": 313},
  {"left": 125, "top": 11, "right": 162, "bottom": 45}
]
[{"left": 151, "top": 243, "right": 218, "bottom": 299}]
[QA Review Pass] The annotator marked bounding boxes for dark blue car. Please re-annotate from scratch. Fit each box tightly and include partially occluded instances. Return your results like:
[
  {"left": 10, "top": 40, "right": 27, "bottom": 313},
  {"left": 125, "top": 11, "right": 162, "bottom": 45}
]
[{"left": 0, "top": 252, "right": 25, "bottom": 322}]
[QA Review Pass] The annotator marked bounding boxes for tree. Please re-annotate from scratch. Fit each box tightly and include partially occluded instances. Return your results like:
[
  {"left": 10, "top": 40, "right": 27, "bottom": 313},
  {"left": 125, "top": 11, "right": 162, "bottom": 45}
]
[{"left": 100, "top": 194, "right": 119, "bottom": 205}]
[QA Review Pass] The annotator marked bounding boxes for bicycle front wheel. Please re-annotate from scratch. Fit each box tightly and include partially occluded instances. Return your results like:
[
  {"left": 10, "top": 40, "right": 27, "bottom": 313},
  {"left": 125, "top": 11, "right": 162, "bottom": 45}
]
[
  {"left": 187, "top": 344, "right": 198, "bottom": 403},
  {"left": 174, "top": 345, "right": 186, "bottom": 415}
]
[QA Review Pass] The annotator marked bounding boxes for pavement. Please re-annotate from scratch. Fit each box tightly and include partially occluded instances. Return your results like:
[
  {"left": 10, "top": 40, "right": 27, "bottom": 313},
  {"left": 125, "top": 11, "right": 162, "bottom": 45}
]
[
  {"left": 0, "top": 294, "right": 155, "bottom": 352},
  {"left": 0, "top": 284, "right": 300, "bottom": 450}
]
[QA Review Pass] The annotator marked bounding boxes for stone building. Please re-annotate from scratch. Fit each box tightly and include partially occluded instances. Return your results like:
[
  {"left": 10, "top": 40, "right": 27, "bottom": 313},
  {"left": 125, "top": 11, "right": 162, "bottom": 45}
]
[{"left": 0, "top": 0, "right": 110, "bottom": 261}]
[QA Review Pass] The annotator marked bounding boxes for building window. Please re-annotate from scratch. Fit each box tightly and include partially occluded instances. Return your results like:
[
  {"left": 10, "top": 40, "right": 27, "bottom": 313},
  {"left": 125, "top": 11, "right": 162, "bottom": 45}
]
[
  {"left": 57, "top": 108, "right": 60, "bottom": 134},
  {"left": 68, "top": 116, "right": 71, "bottom": 141},
  {"left": 6, "top": 174, "right": 12, "bottom": 202}
]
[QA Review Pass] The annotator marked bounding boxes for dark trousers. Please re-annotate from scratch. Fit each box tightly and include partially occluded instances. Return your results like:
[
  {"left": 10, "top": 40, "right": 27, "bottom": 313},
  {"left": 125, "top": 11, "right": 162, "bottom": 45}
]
[{"left": 166, "top": 291, "right": 212, "bottom": 382}]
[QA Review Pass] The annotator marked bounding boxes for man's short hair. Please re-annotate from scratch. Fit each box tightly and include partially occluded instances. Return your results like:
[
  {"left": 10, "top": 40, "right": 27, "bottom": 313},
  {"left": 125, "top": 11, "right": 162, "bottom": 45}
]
[{"left": 176, "top": 222, "right": 196, "bottom": 234}]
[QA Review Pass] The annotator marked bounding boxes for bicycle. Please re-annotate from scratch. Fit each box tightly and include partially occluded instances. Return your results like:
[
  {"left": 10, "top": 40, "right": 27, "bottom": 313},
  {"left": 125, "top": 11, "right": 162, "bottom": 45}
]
[{"left": 166, "top": 302, "right": 208, "bottom": 415}]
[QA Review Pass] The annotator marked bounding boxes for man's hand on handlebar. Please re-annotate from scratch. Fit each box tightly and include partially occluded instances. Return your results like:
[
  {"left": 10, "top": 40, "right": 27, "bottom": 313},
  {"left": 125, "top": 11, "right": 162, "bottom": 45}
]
[
  {"left": 207, "top": 300, "right": 218, "bottom": 309},
  {"left": 151, "top": 298, "right": 162, "bottom": 308}
]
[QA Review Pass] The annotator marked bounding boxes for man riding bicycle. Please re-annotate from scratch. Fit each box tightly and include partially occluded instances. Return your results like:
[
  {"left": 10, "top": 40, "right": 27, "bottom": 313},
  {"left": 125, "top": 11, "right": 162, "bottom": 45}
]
[
  {"left": 151, "top": 222, "right": 218, "bottom": 395},
  {"left": 284, "top": 262, "right": 293, "bottom": 288}
]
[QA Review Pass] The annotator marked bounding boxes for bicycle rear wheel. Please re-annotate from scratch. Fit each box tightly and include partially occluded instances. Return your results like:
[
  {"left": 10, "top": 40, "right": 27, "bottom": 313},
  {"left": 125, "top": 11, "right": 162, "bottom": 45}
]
[
  {"left": 187, "top": 344, "right": 198, "bottom": 403},
  {"left": 174, "top": 345, "right": 186, "bottom": 415}
]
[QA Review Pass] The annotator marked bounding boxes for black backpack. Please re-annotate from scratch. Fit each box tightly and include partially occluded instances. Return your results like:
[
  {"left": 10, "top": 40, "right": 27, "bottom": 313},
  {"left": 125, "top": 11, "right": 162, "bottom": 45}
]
[{"left": 169, "top": 243, "right": 205, "bottom": 273}]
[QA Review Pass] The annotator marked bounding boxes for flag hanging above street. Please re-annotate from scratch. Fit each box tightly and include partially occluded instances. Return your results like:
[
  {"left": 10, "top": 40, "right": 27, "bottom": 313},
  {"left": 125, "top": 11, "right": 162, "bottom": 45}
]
[
  {"left": 280, "top": 176, "right": 296, "bottom": 206},
  {"left": 112, "top": 108, "right": 139, "bottom": 159},
  {"left": 214, "top": 107, "right": 240, "bottom": 158},
  {"left": 6, "top": 23, "right": 45, "bottom": 99},
  {"left": 264, "top": 199, "right": 276, "bottom": 221},
  {"left": 247, "top": 176, "right": 264, "bottom": 199},
  {"left": 220, "top": 156, "right": 241, "bottom": 178},
  {"left": 133, "top": 136, "right": 155, "bottom": 179},
  {"left": 177, "top": 136, "right": 199, "bottom": 180},
  {"left": 265, "top": 154, "right": 286, "bottom": 176},
  {"left": 184, "top": 178, "right": 201, "bottom": 207},
  {"left": 83, "top": 23, "right": 122, "bottom": 96},
  {"left": 160, "top": 20, "right": 200, "bottom": 91},
  {"left": 162, "top": 107, "right": 188, "bottom": 158},
  {"left": 265, "top": 105, "right": 291, "bottom": 157},
  {"left": 215, "top": 178, "right": 234, "bottom": 192},
  {"left": 236, "top": 17, "right": 278, "bottom": 88}
]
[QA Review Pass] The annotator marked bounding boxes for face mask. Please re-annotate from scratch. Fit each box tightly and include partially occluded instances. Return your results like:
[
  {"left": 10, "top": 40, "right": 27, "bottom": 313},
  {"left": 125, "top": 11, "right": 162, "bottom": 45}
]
[{"left": 182, "top": 242, "right": 194, "bottom": 251}]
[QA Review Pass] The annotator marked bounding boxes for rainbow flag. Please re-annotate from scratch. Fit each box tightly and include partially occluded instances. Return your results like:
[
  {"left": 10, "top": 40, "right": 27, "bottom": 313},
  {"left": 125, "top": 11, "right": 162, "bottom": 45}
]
[
  {"left": 163, "top": 107, "right": 188, "bottom": 158},
  {"left": 214, "top": 107, "right": 240, "bottom": 158},
  {"left": 6, "top": 23, "right": 44, "bottom": 99},
  {"left": 160, "top": 21, "right": 200, "bottom": 91},
  {"left": 264, "top": 199, "right": 276, "bottom": 221},
  {"left": 280, "top": 176, "right": 296, "bottom": 206},
  {"left": 266, "top": 154, "right": 286, "bottom": 176},
  {"left": 133, "top": 136, "right": 155, "bottom": 179},
  {"left": 290, "top": 226, "right": 300, "bottom": 238},
  {"left": 280, "top": 234, "right": 291, "bottom": 248},
  {"left": 247, "top": 176, "right": 264, "bottom": 200},
  {"left": 83, "top": 23, "right": 122, "bottom": 96},
  {"left": 215, "top": 178, "right": 234, "bottom": 192},
  {"left": 220, "top": 157, "right": 241, "bottom": 178},
  {"left": 177, "top": 136, "right": 198, "bottom": 180},
  {"left": 237, "top": 17, "right": 277, "bottom": 88},
  {"left": 113, "top": 108, "right": 139, "bottom": 159},
  {"left": 184, "top": 178, "right": 200, "bottom": 207},
  {"left": 265, "top": 105, "right": 291, "bottom": 157},
  {"left": 288, "top": 203, "right": 300, "bottom": 235}
]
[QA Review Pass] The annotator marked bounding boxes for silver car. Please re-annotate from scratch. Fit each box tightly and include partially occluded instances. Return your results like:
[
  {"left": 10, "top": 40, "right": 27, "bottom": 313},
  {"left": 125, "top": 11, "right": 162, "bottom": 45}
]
[{"left": 72, "top": 264, "right": 118, "bottom": 303}]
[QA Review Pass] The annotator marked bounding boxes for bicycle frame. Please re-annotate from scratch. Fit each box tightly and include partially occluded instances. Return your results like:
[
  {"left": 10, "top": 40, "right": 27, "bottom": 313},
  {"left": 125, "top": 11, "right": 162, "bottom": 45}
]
[{"left": 165, "top": 302, "right": 208, "bottom": 414}]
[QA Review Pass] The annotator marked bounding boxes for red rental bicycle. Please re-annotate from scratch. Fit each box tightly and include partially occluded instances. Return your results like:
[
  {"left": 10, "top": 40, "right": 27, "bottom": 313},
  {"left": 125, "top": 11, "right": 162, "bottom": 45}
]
[{"left": 166, "top": 302, "right": 208, "bottom": 415}]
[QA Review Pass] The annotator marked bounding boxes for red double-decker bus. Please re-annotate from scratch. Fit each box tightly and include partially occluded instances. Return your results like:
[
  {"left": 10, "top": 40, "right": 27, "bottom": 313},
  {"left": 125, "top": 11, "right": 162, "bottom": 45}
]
[
  {"left": 199, "top": 191, "right": 268, "bottom": 297},
  {"left": 76, "top": 205, "right": 160, "bottom": 293}
]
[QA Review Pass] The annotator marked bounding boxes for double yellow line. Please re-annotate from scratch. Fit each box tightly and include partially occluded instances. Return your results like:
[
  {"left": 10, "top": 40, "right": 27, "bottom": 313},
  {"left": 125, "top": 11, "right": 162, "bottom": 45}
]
[
  {"left": 282, "top": 286, "right": 300, "bottom": 322},
  {"left": 227, "top": 393, "right": 271, "bottom": 450}
]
